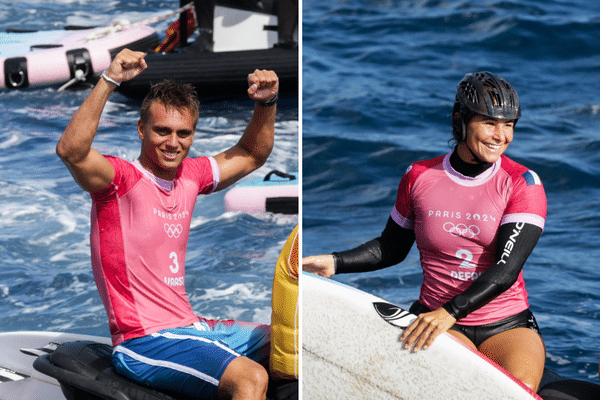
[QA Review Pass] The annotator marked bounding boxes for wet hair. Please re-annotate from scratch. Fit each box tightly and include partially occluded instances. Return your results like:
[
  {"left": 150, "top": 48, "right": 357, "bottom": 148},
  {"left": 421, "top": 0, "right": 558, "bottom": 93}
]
[
  {"left": 140, "top": 80, "right": 200, "bottom": 126},
  {"left": 451, "top": 71, "right": 521, "bottom": 143}
]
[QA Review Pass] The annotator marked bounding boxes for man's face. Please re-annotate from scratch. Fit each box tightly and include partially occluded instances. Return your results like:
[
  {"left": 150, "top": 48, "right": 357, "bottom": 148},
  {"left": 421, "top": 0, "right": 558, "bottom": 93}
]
[{"left": 137, "top": 101, "right": 196, "bottom": 180}]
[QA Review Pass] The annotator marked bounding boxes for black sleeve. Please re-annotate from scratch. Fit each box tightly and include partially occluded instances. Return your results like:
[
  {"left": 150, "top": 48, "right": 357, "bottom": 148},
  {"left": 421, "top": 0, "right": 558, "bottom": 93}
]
[
  {"left": 332, "top": 217, "right": 415, "bottom": 274},
  {"left": 442, "top": 222, "right": 542, "bottom": 320}
]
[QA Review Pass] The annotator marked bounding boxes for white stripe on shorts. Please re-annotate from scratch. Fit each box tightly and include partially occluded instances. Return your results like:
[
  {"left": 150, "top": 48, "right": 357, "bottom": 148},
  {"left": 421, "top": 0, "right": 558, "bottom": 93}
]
[
  {"left": 151, "top": 330, "right": 241, "bottom": 357},
  {"left": 113, "top": 344, "right": 220, "bottom": 387}
]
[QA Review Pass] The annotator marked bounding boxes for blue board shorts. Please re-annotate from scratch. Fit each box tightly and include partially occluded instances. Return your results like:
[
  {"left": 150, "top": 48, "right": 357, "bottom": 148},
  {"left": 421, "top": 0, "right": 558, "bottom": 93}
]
[{"left": 112, "top": 319, "right": 270, "bottom": 400}]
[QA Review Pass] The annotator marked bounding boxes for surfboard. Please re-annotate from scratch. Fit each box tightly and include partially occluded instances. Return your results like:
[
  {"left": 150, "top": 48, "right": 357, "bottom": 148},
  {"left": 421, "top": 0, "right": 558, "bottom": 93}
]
[
  {"left": 0, "top": 25, "right": 158, "bottom": 90},
  {"left": 302, "top": 272, "right": 542, "bottom": 400},
  {"left": 0, "top": 331, "right": 111, "bottom": 400},
  {"left": 224, "top": 170, "right": 298, "bottom": 214}
]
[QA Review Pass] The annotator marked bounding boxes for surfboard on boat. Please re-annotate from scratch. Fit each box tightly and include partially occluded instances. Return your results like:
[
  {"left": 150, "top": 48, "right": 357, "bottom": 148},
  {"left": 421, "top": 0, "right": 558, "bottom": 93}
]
[
  {"left": 0, "top": 331, "right": 188, "bottom": 400},
  {"left": 0, "top": 24, "right": 158, "bottom": 90},
  {"left": 0, "top": 330, "right": 296, "bottom": 400},
  {"left": 0, "top": 331, "right": 111, "bottom": 400},
  {"left": 302, "top": 272, "right": 543, "bottom": 400},
  {"left": 224, "top": 170, "right": 298, "bottom": 214}
]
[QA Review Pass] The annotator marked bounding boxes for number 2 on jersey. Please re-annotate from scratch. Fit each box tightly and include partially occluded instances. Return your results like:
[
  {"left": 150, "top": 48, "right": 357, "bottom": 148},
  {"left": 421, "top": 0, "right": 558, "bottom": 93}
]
[{"left": 456, "top": 249, "right": 476, "bottom": 268}]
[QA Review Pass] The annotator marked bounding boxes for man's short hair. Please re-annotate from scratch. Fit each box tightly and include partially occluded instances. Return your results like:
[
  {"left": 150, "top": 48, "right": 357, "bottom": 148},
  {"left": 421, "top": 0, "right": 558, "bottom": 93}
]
[{"left": 140, "top": 80, "right": 200, "bottom": 126}]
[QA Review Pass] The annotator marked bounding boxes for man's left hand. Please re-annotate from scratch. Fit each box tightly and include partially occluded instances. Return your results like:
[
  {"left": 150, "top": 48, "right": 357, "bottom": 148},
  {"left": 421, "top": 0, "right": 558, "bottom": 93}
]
[{"left": 247, "top": 70, "right": 279, "bottom": 102}]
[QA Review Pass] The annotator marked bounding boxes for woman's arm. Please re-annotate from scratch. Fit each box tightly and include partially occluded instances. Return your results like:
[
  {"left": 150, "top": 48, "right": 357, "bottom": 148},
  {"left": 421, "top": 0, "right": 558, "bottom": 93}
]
[
  {"left": 442, "top": 222, "right": 542, "bottom": 320},
  {"left": 401, "top": 222, "right": 542, "bottom": 352},
  {"left": 302, "top": 217, "right": 415, "bottom": 277},
  {"left": 333, "top": 217, "right": 415, "bottom": 273}
]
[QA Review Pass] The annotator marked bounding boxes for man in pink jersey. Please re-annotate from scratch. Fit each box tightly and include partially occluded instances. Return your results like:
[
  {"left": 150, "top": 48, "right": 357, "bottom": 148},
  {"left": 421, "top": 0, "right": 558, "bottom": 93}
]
[
  {"left": 57, "top": 49, "right": 279, "bottom": 400},
  {"left": 304, "top": 71, "right": 547, "bottom": 392}
]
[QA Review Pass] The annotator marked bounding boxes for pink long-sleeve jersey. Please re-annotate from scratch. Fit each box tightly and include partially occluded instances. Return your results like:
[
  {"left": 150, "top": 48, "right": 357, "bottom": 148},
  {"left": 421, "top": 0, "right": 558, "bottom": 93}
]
[{"left": 392, "top": 152, "right": 546, "bottom": 325}]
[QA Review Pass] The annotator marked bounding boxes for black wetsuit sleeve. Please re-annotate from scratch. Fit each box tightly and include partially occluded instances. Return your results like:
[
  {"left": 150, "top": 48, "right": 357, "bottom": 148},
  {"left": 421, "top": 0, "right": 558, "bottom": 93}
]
[
  {"left": 442, "top": 222, "right": 542, "bottom": 321},
  {"left": 332, "top": 217, "right": 415, "bottom": 274}
]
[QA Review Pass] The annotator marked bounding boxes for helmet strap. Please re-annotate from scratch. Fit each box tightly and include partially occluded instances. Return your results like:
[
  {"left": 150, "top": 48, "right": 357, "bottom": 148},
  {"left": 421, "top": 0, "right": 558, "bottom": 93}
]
[
  {"left": 465, "top": 141, "right": 486, "bottom": 164},
  {"left": 460, "top": 114, "right": 486, "bottom": 165}
]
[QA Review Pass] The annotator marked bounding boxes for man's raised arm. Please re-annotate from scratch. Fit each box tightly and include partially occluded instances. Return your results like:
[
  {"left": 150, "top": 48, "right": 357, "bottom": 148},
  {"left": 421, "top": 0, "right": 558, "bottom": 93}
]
[
  {"left": 56, "top": 49, "right": 147, "bottom": 193},
  {"left": 213, "top": 69, "right": 279, "bottom": 191}
]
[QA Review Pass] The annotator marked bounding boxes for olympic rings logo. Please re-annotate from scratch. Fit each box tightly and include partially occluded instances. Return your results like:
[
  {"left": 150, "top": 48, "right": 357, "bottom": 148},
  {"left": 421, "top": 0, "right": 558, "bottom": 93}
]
[
  {"left": 164, "top": 224, "right": 183, "bottom": 238},
  {"left": 443, "top": 222, "right": 480, "bottom": 238}
]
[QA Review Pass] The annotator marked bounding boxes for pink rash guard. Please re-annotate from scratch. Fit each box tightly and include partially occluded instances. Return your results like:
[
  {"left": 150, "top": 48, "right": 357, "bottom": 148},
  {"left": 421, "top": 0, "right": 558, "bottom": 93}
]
[
  {"left": 90, "top": 155, "right": 219, "bottom": 346},
  {"left": 392, "top": 152, "right": 546, "bottom": 325}
]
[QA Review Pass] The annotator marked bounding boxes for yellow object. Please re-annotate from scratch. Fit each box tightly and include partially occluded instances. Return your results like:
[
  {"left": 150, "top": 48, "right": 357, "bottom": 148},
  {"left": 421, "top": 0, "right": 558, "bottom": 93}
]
[{"left": 270, "top": 225, "right": 299, "bottom": 380}]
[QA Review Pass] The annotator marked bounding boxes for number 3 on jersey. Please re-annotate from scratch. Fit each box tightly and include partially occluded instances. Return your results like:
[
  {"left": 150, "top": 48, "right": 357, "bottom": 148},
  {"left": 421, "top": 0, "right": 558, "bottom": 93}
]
[{"left": 169, "top": 251, "right": 179, "bottom": 273}]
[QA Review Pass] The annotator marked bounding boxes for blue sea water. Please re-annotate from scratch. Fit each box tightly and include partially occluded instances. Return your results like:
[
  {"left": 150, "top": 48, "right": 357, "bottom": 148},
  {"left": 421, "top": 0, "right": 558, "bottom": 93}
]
[
  {"left": 1, "top": 0, "right": 600, "bottom": 394},
  {"left": 303, "top": 0, "right": 600, "bottom": 385},
  {"left": 0, "top": 0, "right": 298, "bottom": 346}
]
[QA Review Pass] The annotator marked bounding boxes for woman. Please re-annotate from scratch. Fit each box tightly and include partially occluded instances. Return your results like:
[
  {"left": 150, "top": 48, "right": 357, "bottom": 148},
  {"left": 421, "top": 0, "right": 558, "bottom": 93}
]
[{"left": 303, "top": 71, "right": 547, "bottom": 392}]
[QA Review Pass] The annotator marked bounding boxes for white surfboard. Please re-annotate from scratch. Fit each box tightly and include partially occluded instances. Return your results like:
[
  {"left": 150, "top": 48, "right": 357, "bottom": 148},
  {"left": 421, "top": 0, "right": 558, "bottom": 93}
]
[
  {"left": 302, "top": 272, "right": 542, "bottom": 400},
  {"left": 0, "top": 331, "right": 111, "bottom": 400}
]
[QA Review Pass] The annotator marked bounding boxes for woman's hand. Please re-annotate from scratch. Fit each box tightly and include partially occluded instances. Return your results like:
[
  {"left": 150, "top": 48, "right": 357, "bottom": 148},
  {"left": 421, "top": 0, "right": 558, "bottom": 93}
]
[
  {"left": 400, "top": 307, "right": 456, "bottom": 352},
  {"left": 302, "top": 255, "right": 336, "bottom": 278}
]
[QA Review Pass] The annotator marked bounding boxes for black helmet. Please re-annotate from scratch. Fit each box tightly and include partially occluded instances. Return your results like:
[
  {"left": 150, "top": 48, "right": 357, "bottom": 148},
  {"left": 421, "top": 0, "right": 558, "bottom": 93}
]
[{"left": 452, "top": 71, "right": 521, "bottom": 142}]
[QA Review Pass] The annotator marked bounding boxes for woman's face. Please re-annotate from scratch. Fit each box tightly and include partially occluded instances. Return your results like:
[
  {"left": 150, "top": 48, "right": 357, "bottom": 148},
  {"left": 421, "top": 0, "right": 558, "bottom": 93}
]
[{"left": 457, "top": 114, "right": 514, "bottom": 164}]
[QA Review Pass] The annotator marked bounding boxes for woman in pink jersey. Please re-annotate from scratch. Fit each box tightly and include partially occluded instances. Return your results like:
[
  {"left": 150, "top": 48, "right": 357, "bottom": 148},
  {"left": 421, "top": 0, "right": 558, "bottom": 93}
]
[{"left": 304, "top": 71, "right": 547, "bottom": 392}]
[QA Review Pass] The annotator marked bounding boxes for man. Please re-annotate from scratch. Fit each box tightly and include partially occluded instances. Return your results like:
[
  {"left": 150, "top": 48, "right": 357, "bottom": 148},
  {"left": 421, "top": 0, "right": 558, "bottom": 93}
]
[{"left": 56, "top": 48, "right": 279, "bottom": 400}]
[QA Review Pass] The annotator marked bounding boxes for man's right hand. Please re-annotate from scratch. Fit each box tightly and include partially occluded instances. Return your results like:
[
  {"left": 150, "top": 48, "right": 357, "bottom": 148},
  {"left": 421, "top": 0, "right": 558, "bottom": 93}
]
[
  {"left": 56, "top": 50, "right": 147, "bottom": 194},
  {"left": 104, "top": 49, "right": 147, "bottom": 85}
]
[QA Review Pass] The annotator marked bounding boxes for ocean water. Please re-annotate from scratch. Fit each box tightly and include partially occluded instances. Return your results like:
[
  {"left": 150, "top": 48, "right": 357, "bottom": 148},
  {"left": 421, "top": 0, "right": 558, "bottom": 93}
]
[
  {"left": 0, "top": 0, "right": 298, "bottom": 341},
  {"left": 302, "top": 0, "right": 600, "bottom": 385}
]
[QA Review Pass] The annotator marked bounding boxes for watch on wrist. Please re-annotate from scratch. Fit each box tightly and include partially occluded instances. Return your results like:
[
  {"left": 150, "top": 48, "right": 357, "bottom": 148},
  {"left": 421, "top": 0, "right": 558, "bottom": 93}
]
[{"left": 257, "top": 92, "right": 278, "bottom": 107}]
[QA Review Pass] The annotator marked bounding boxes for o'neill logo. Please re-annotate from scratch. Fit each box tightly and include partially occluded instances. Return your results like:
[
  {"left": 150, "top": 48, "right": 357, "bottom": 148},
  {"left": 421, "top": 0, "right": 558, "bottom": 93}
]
[
  {"left": 164, "top": 224, "right": 183, "bottom": 238},
  {"left": 373, "top": 302, "right": 416, "bottom": 329}
]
